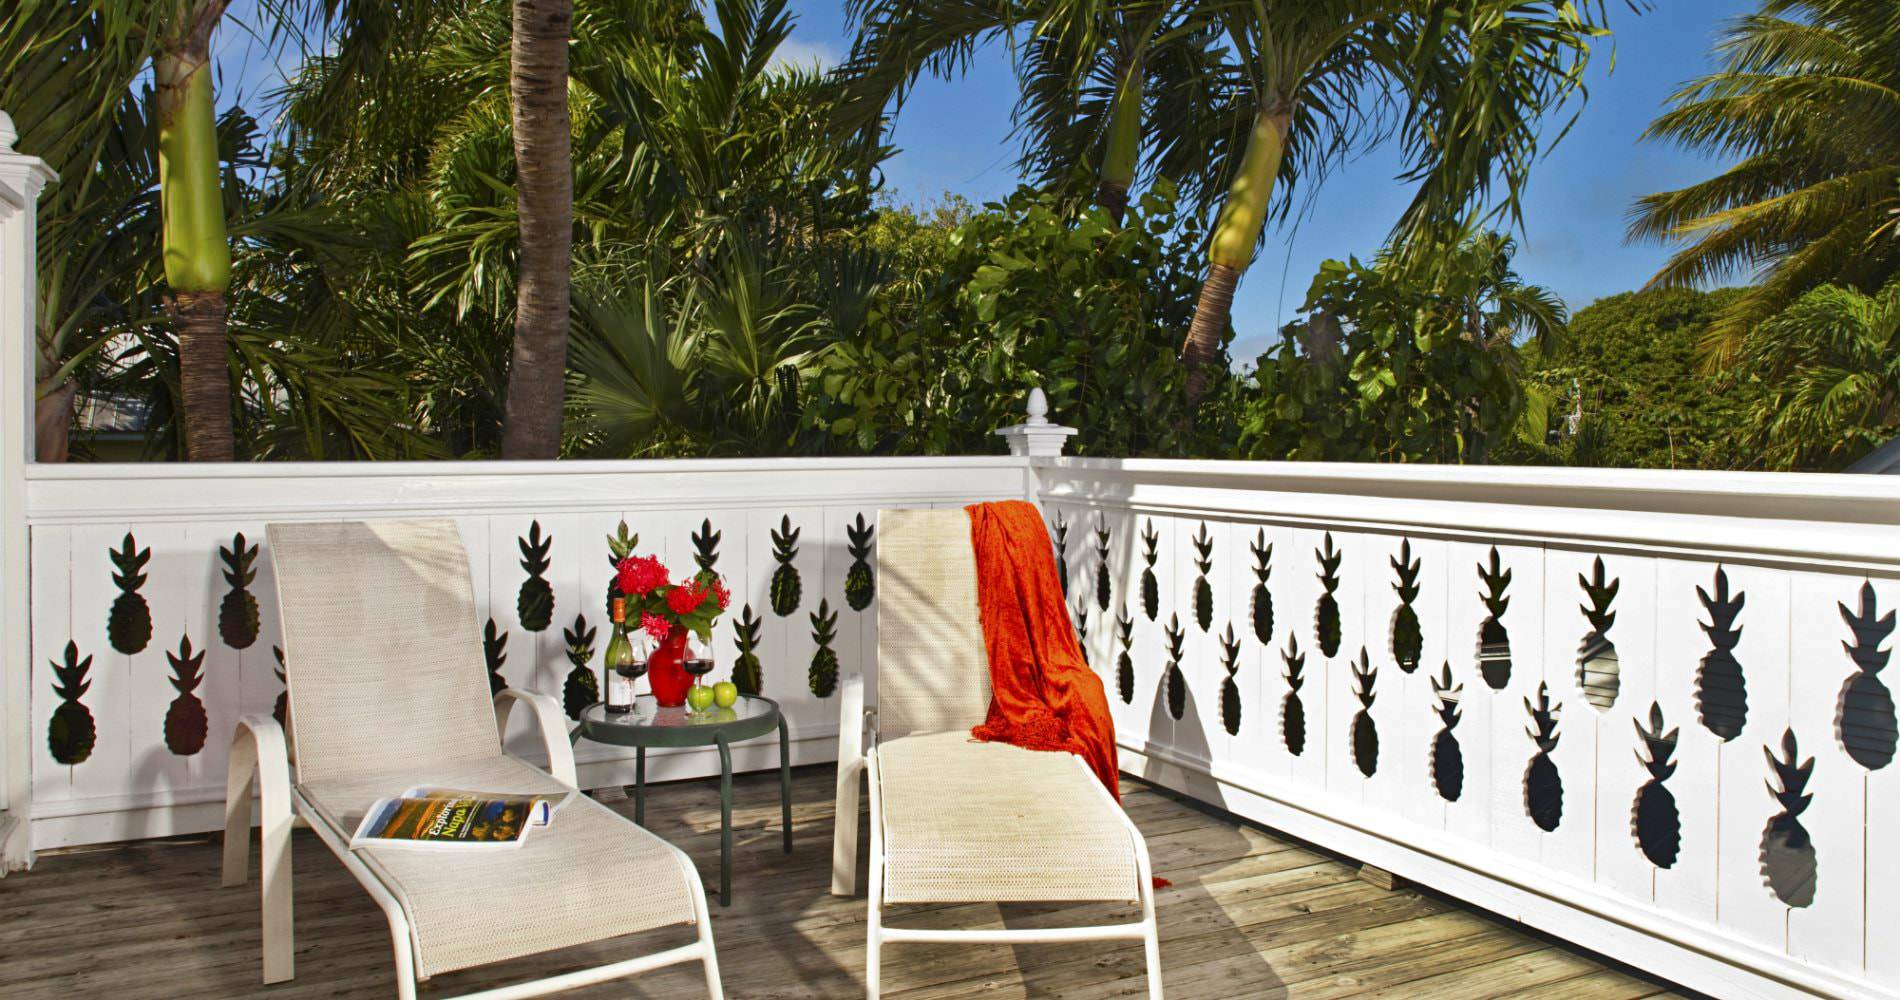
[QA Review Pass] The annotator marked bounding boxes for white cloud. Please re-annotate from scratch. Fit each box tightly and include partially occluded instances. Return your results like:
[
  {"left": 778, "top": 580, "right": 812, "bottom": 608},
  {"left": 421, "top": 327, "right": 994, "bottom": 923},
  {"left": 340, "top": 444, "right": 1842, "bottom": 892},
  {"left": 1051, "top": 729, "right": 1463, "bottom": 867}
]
[{"left": 769, "top": 37, "right": 840, "bottom": 73}]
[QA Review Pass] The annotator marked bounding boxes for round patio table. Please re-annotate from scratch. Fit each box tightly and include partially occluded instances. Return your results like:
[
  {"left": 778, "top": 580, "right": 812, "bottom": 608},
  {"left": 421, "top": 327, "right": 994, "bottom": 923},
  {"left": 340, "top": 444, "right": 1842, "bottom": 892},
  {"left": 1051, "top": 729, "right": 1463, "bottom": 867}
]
[{"left": 571, "top": 694, "right": 791, "bottom": 906}]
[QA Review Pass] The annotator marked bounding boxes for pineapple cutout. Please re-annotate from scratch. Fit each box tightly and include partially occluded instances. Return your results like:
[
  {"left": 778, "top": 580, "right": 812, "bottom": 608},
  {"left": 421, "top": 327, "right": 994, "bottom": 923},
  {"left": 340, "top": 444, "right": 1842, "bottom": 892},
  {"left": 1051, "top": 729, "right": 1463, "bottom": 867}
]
[
  {"left": 1576, "top": 557, "right": 1621, "bottom": 710},
  {"left": 1476, "top": 547, "right": 1513, "bottom": 690},
  {"left": 1760, "top": 728, "right": 1817, "bottom": 907},
  {"left": 1093, "top": 518, "right": 1112, "bottom": 612},
  {"left": 845, "top": 514, "right": 876, "bottom": 611},
  {"left": 1115, "top": 606, "right": 1135, "bottom": 705},
  {"left": 1281, "top": 634, "right": 1307, "bottom": 756},
  {"left": 809, "top": 599, "right": 839, "bottom": 697},
  {"left": 1632, "top": 702, "right": 1681, "bottom": 868},
  {"left": 1190, "top": 522, "right": 1215, "bottom": 632},
  {"left": 1430, "top": 663, "right": 1463, "bottom": 802},
  {"left": 217, "top": 532, "right": 260, "bottom": 649},
  {"left": 603, "top": 520, "right": 639, "bottom": 617},
  {"left": 1219, "top": 625, "right": 1243, "bottom": 736},
  {"left": 1695, "top": 566, "right": 1748, "bottom": 741},
  {"left": 770, "top": 515, "right": 803, "bottom": 617},
  {"left": 1163, "top": 614, "right": 1186, "bottom": 721},
  {"left": 48, "top": 642, "right": 96, "bottom": 765},
  {"left": 107, "top": 532, "right": 153, "bottom": 654},
  {"left": 1250, "top": 529, "right": 1274, "bottom": 645},
  {"left": 1350, "top": 648, "right": 1378, "bottom": 777},
  {"left": 692, "top": 518, "right": 721, "bottom": 572},
  {"left": 1140, "top": 520, "right": 1160, "bottom": 621},
  {"left": 483, "top": 618, "right": 508, "bottom": 695},
  {"left": 1315, "top": 533, "right": 1342, "bottom": 658},
  {"left": 1524, "top": 683, "right": 1564, "bottom": 831},
  {"left": 561, "top": 613, "right": 599, "bottom": 720},
  {"left": 1836, "top": 581, "right": 1896, "bottom": 770},
  {"left": 1390, "top": 540, "right": 1422, "bottom": 673},
  {"left": 733, "top": 605, "right": 764, "bottom": 695},
  {"left": 1051, "top": 512, "right": 1070, "bottom": 597},
  {"left": 164, "top": 635, "right": 208, "bottom": 756},
  {"left": 516, "top": 521, "right": 555, "bottom": 632},
  {"left": 271, "top": 646, "right": 288, "bottom": 727},
  {"left": 1073, "top": 602, "right": 1091, "bottom": 667}
]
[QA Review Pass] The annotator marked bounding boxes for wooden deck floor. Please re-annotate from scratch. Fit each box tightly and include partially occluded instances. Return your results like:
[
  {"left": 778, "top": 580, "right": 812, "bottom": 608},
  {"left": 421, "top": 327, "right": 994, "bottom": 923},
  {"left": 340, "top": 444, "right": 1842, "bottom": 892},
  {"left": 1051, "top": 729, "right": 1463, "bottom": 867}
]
[{"left": 0, "top": 767, "right": 1685, "bottom": 999}]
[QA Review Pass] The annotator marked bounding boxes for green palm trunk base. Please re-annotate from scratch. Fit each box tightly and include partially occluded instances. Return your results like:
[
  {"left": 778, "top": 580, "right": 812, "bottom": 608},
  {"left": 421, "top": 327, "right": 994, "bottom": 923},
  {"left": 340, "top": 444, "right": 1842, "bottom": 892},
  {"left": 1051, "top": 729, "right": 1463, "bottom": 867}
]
[
  {"left": 1183, "top": 107, "right": 1289, "bottom": 403},
  {"left": 157, "top": 51, "right": 235, "bottom": 461}
]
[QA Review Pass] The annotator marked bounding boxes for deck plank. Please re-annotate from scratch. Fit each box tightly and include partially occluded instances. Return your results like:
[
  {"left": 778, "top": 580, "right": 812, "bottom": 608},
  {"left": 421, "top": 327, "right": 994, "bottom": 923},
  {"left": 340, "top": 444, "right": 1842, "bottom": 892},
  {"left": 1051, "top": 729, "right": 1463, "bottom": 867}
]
[{"left": 0, "top": 767, "right": 1684, "bottom": 999}]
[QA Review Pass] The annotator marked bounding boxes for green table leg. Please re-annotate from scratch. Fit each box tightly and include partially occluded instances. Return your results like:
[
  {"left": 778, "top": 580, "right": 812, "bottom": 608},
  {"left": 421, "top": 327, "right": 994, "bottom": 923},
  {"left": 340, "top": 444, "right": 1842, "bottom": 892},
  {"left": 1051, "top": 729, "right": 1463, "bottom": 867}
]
[
  {"left": 716, "top": 734, "right": 733, "bottom": 907},
  {"left": 634, "top": 746, "right": 645, "bottom": 827},
  {"left": 777, "top": 716, "right": 793, "bottom": 853}
]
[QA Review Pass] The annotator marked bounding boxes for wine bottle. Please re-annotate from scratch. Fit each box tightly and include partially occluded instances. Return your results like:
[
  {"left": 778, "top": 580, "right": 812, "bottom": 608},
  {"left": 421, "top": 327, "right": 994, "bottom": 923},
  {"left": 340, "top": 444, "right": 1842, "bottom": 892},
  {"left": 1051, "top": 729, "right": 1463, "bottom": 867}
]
[{"left": 604, "top": 598, "right": 639, "bottom": 714}]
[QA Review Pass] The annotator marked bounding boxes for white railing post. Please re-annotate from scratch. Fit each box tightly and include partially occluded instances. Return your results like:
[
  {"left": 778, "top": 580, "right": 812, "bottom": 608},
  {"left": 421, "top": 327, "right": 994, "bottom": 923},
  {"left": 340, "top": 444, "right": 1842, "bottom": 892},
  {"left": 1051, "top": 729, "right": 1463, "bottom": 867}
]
[
  {"left": 994, "top": 387, "right": 1077, "bottom": 458},
  {"left": 0, "top": 109, "right": 57, "bottom": 872}
]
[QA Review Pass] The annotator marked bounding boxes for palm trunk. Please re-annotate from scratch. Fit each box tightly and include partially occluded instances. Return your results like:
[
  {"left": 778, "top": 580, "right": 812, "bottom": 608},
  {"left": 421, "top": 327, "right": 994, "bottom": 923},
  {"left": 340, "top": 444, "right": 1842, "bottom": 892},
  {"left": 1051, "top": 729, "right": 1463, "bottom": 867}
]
[
  {"left": 34, "top": 378, "right": 76, "bottom": 463},
  {"left": 499, "top": 0, "right": 575, "bottom": 460},
  {"left": 155, "top": 39, "right": 234, "bottom": 461},
  {"left": 1181, "top": 105, "right": 1290, "bottom": 404},
  {"left": 1095, "top": 64, "right": 1143, "bottom": 223}
]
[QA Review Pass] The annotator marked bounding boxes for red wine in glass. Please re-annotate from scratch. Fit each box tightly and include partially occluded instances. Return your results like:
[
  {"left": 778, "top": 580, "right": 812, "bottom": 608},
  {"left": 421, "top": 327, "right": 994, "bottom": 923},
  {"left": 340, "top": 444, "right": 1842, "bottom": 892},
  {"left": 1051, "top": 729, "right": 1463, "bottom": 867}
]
[{"left": 684, "top": 657, "right": 714, "bottom": 683}]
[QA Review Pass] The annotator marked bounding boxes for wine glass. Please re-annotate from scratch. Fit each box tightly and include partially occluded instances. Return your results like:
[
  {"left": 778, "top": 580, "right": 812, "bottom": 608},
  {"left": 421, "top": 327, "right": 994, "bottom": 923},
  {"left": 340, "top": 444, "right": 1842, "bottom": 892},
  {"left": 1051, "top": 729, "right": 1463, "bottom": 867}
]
[{"left": 683, "top": 632, "right": 715, "bottom": 714}]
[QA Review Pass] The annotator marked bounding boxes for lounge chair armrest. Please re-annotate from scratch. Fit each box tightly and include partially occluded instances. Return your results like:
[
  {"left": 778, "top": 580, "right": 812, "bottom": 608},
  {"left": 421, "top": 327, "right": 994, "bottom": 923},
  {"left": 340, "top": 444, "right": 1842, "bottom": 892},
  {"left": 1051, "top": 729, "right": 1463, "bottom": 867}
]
[
  {"left": 494, "top": 688, "right": 579, "bottom": 788},
  {"left": 838, "top": 672, "right": 867, "bottom": 764}
]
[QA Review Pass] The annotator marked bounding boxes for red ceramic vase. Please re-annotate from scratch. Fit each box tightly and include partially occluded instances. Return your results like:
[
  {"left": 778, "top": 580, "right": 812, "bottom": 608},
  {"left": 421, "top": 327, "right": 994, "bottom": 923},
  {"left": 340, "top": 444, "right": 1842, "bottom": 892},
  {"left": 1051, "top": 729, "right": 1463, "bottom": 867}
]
[{"left": 646, "top": 627, "right": 692, "bottom": 707}]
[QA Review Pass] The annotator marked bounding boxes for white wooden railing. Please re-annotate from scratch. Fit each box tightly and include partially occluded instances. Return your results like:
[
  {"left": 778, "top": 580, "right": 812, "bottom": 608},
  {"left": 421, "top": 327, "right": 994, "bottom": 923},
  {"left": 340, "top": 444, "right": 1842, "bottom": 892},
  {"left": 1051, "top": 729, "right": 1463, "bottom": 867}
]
[
  {"left": 1036, "top": 459, "right": 1900, "bottom": 1000},
  {"left": 17, "top": 458, "right": 1024, "bottom": 847}
]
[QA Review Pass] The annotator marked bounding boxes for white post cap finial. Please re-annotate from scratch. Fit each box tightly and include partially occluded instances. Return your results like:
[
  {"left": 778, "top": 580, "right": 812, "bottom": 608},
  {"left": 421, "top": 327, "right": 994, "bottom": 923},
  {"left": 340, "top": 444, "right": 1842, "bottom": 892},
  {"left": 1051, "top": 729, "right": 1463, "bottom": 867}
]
[
  {"left": 1024, "top": 387, "right": 1049, "bottom": 426},
  {"left": 995, "top": 385, "right": 1076, "bottom": 457},
  {"left": 0, "top": 111, "right": 16, "bottom": 153}
]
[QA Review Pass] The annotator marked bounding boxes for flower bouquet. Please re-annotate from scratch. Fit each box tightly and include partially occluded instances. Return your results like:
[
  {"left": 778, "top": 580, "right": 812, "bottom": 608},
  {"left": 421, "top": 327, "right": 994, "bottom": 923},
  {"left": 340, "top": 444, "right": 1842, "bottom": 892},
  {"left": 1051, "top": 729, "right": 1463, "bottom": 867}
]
[{"left": 612, "top": 554, "right": 730, "bottom": 707}]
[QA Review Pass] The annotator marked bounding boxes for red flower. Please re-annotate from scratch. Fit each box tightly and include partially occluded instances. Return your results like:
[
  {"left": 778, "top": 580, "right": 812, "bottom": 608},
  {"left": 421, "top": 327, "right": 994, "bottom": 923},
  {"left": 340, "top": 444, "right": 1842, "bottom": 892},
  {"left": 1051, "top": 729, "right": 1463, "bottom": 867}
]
[
  {"left": 617, "top": 555, "right": 669, "bottom": 597},
  {"left": 640, "top": 611, "right": 672, "bottom": 642},
  {"left": 710, "top": 578, "right": 730, "bottom": 610},
  {"left": 667, "top": 580, "right": 708, "bottom": 616}
]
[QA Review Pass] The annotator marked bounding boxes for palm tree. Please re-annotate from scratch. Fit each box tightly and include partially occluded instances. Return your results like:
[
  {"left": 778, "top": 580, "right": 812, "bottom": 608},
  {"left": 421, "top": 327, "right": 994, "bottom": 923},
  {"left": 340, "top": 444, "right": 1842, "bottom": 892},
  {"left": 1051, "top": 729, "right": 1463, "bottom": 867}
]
[
  {"left": 841, "top": 0, "right": 1191, "bottom": 220},
  {"left": 4, "top": 0, "right": 440, "bottom": 460},
  {"left": 1630, "top": 0, "right": 1900, "bottom": 363},
  {"left": 498, "top": 0, "right": 575, "bottom": 459},
  {"left": 1174, "top": 0, "right": 1611, "bottom": 403},
  {"left": 1741, "top": 277, "right": 1899, "bottom": 470}
]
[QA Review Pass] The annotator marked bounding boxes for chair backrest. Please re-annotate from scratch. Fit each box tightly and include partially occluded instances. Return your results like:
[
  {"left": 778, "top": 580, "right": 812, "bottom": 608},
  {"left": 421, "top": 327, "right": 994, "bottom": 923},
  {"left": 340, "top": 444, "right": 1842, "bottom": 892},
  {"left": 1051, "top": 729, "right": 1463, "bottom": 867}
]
[
  {"left": 875, "top": 508, "right": 991, "bottom": 738},
  {"left": 267, "top": 519, "right": 500, "bottom": 784}
]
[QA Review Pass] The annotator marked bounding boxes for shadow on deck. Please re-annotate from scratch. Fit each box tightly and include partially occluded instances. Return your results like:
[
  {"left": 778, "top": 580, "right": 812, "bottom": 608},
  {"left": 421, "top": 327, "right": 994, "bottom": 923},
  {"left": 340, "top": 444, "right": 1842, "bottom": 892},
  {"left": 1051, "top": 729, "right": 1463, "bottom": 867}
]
[{"left": 0, "top": 766, "right": 1687, "bottom": 999}]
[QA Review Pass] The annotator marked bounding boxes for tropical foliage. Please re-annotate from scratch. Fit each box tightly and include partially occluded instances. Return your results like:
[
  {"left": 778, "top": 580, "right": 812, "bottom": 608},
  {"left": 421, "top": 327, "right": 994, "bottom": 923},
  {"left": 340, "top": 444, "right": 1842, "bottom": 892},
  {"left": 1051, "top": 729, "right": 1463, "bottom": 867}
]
[
  {"left": 1740, "top": 276, "right": 1900, "bottom": 470},
  {"left": 1631, "top": 0, "right": 1900, "bottom": 361},
  {"left": 3, "top": 0, "right": 1895, "bottom": 473}
]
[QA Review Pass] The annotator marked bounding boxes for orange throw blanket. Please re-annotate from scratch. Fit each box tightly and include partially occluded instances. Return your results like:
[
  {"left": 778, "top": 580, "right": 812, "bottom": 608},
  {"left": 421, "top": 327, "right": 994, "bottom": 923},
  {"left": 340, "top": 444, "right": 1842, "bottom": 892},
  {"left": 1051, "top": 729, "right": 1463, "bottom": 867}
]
[{"left": 966, "top": 500, "right": 1121, "bottom": 800}]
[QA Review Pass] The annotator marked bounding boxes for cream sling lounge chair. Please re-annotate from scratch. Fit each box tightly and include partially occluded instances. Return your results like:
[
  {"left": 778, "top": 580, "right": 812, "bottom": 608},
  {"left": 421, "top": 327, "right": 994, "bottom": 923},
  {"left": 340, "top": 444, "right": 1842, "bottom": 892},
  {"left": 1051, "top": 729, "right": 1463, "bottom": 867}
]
[
  {"left": 830, "top": 508, "right": 1162, "bottom": 999},
  {"left": 221, "top": 520, "right": 723, "bottom": 1000}
]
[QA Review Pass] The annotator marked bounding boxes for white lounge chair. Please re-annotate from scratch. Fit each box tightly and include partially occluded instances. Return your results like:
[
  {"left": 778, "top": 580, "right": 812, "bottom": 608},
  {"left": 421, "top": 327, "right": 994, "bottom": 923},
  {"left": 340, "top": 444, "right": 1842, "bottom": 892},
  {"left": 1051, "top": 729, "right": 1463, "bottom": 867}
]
[
  {"left": 830, "top": 508, "right": 1162, "bottom": 998},
  {"left": 221, "top": 519, "right": 723, "bottom": 1000}
]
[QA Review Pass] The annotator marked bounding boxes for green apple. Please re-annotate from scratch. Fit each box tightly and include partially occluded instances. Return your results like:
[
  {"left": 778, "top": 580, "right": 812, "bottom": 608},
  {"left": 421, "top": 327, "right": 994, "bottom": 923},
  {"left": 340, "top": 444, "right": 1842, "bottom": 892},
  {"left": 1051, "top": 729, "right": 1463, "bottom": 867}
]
[
  {"left": 713, "top": 681, "right": 739, "bottom": 708},
  {"left": 686, "top": 685, "right": 716, "bottom": 712}
]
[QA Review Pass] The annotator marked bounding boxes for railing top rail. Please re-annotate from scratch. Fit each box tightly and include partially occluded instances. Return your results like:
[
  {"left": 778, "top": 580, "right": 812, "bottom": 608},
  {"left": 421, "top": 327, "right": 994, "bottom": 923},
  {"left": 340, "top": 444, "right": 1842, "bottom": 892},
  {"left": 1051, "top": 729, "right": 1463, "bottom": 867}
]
[
  {"left": 1036, "top": 457, "right": 1900, "bottom": 575},
  {"left": 25, "top": 454, "right": 1024, "bottom": 482}
]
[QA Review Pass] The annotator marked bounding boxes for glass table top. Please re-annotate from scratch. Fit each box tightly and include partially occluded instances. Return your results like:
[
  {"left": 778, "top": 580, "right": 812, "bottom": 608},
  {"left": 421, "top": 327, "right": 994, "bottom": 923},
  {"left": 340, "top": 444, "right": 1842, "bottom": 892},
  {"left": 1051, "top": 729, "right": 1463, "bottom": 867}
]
[{"left": 579, "top": 694, "right": 775, "bottom": 731}]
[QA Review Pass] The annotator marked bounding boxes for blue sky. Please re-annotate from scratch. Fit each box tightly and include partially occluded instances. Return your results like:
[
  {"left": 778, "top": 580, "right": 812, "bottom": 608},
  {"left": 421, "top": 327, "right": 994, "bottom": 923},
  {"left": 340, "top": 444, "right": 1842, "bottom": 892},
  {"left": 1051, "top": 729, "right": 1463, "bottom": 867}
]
[
  {"left": 211, "top": 0, "right": 1756, "bottom": 364},
  {"left": 770, "top": 0, "right": 1757, "bottom": 362}
]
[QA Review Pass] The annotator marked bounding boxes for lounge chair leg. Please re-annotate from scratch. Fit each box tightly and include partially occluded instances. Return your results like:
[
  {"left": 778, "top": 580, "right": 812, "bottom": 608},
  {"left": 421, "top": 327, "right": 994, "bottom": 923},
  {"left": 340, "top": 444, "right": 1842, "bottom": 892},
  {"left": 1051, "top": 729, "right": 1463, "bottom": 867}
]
[
  {"left": 698, "top": 899, "right": 724, "bottom": 1000},
  {"left": 1137, "top": 838, "right": 1162, "bottom": 1000},
  {"left": 831, "top": 755, "right": 862, "bottom": 896},
  {"left": 226, "top": 716, "right": 295, "bottom": 985},
  {"left": 221, "top": 729, "right": 256, "bottom": 887},
  {"left": 865, "top": 754, "right": 883, "bottom": 1000}
]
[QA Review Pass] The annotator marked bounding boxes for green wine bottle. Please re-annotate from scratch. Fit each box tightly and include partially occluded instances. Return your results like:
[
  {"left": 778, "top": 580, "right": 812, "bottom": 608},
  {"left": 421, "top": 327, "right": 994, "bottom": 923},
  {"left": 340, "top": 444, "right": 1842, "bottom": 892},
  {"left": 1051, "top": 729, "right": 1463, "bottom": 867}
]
[{"left": 604, "top": 598, "right": 640, "bottom": 714}]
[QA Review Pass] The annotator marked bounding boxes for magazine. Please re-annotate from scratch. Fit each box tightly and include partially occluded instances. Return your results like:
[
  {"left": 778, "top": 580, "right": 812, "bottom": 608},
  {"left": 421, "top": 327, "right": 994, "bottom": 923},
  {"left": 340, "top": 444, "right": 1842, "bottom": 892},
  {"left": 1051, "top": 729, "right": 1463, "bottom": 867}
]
[{"left": 349, "top": 786, "right": 575, "bottom": 851}]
